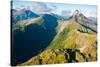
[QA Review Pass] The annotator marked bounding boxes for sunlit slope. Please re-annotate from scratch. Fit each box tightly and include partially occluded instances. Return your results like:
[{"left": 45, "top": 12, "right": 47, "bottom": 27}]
[
  {"left": 48, "top": 19, "right": 96, "bottom": 49},
  {"left": 12, "top": 16, "right": 44, "bottom": 31}
]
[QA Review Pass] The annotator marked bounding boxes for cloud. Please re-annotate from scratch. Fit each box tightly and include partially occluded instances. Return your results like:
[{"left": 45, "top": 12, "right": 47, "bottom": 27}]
[
  {"left": 32, "top": 2, "right": 52, "bottom": 13},
  {"left": 61, "top": 10, "right": 72, "bottom": 16}
]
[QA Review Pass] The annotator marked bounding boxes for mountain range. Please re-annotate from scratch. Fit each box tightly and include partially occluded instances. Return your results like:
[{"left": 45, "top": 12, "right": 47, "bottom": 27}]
[{"left": 11, "top": 9, "right": 97, "bottom": 66}]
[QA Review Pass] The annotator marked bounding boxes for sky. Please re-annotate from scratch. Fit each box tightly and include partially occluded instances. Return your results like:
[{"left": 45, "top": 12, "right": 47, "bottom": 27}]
[{"left": 12, "top": 1, "right": 97, "bottom": 17}]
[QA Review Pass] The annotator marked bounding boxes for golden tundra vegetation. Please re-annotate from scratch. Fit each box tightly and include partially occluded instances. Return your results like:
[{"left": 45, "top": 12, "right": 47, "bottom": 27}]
[{"left": 17, "top": 19, "right": 97, "bottom": 66}]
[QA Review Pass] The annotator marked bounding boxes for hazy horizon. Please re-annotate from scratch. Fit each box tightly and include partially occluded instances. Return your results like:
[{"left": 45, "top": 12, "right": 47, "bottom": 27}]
[{"left": 12, "top": 1, "right": 97, "bottom": 17}]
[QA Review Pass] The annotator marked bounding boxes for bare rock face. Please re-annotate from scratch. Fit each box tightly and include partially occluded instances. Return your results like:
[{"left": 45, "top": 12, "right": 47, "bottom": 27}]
[{"left": 72, "top": 10, "right": 80, "bottom": 19}]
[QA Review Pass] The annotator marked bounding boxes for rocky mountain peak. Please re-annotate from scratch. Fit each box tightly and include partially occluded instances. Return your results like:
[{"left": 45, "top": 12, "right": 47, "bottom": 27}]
[
  {"left": 73, "top": 10, "right": 80, "bottom": 17},
  {"left": 72, "top": 10, "right": 85, "bottom": 22}
]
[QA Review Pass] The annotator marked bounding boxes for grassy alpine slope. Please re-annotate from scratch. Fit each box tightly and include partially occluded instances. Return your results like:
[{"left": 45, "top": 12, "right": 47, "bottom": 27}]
[
  {"left": 12, "top": 16, "right": 44, "bottom": 32},
  {"left": 17, "top": 18, "right": 97, "bottom": 66}
]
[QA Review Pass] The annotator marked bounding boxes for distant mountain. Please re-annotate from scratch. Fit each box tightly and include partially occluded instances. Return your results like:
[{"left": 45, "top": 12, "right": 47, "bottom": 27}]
[
  {"left": 88, "top": 17, "right": 97, "bottom": 25},
  {"left": 11, "top": 8, "right": 39, "bottom": 23},
  {"left": 12, "top": 13, "right": 58, "bottom": 32},
  {"left": 50, "top": 13, "right": 69, "bottom": 20},
  {"left": 12, "top": 16, "right": 44, "bottom": 31}
]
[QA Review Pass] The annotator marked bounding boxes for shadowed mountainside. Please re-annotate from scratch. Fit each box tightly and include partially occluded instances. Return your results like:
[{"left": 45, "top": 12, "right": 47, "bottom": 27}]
[{"left": 12, "top": 12, "right": 58, "bottom": 65}]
